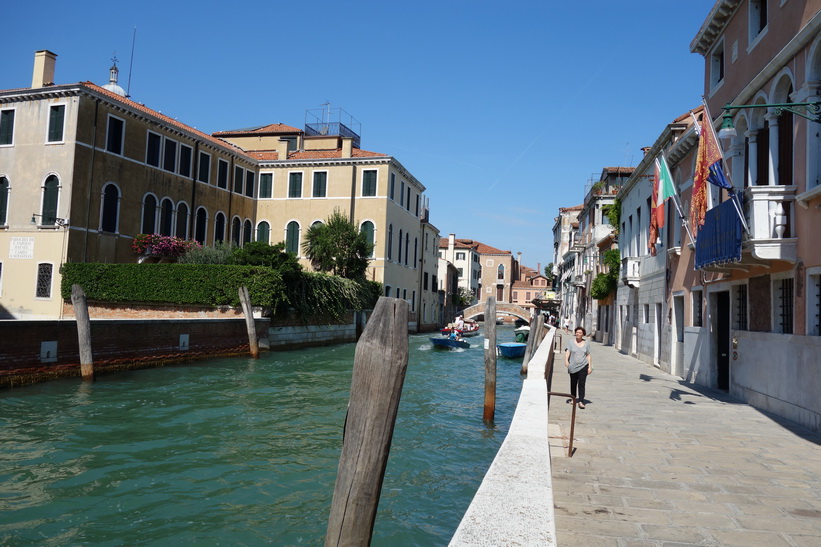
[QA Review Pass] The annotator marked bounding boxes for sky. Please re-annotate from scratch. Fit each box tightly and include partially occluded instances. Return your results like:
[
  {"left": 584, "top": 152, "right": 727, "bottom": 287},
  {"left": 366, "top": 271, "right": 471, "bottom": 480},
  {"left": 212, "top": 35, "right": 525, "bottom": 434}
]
[{"left": 3, "top": 0, "right": 715, "bottom": 273}]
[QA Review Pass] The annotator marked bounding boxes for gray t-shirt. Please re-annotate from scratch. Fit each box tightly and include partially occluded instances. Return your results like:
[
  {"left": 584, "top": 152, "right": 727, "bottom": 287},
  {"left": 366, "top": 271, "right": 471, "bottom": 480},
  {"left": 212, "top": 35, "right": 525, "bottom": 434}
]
[{"left": 566, "top": 341, "right": 590, "bottom": 374}]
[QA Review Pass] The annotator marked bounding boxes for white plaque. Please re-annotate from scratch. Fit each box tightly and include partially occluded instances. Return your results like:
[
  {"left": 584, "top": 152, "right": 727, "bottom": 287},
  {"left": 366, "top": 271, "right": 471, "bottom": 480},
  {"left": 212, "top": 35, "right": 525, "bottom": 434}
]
[
  {"left": 484, "top": 339, "right": 490, "bottom": 350},
  {"left": 9, "top": 237, "right": 34, "bottom": 259}
]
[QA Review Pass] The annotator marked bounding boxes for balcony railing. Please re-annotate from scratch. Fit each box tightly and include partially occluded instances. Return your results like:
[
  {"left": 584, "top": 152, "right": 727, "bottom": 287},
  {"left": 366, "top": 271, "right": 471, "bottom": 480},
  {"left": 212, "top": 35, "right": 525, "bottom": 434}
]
[
  {"left": 744, "top": 185, "right": 797, "bottom": 262},
  {"left": 621, "top": 257, "right": 640, "bottom": 287}
]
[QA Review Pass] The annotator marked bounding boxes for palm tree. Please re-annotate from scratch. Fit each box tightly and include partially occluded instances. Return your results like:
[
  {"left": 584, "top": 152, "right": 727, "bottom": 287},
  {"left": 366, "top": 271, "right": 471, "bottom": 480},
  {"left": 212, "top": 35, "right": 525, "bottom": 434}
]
[{"left": 301, "top": 208, "right": 374, "bottom": 280}]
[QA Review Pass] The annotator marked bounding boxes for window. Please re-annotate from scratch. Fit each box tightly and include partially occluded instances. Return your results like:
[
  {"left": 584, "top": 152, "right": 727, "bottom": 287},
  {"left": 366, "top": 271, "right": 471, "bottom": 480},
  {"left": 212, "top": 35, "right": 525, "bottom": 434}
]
[
  {"left": 387, "top": 224, "right": 393, "bottom": 260},
  {"left": 384, "top": 285, "right": 392, "bottom": 297},
  {"left": 497, "top": 264, "right": 505, "bottom": 280},
  {"left": 0, "top": 109, "right": 15, "bottom": 145},
  {"left": 774, "top": 277, "right": 794, "bottom": 334},
  {"left": 36, "top": 263, "right": 53, "bottom": 298},
  {"left": 734, "top": 284, "right": 748, "bottom": 330},
  {"left": 692, "top": 290, "right": 703, "bottom": 327},
  {"left": 243, "top": 220, "right": 252, "bottom": 244},
  {"left": 286, "top": 221, "right": 300, "bottom": 254},
  {"left": 214, "top": 212, "right": 226, "bottom": 244},
  {"left": 361, "top": 221, "right": 375, "bottom": 256},
  {"left": 710, "top": 40, "right": 724, "bottom": 90},
  {"left": 749, "top": 0, "right": 767, "bottom": 42},
  {"left": 415, "top": 194, "right": 420, "bottom": 217},
  {"left": 456, "top": 252, "right": 465, "bottom": 260},
  {"left": 398, "top": 229, "right": 403, "bottom": 263},
  {"left": 100, "top": 183, "right": 120, "bottom": 233},
  {"left": 106, "top": 116, "right": 124, "bottom": 155},
  {"left": 146, "top": 132, "right": 162, "bottom": 167},
  {"left": 313, "top": 172, "right": 327, "bottom": 197},
  {"left": 141, "top": 194, "right": 157, "bottom": 234},
  {"left": 245, "top": 172, "right": 255, "bottom": 198},
  {"left": 197, "top": 151, "right": 210, "bottom": 183},
  {"left": 400, "top": 181, "right": 405, "bottom": 206},
  {"left": 159, "top": 198, "right": 174, "bottom": 236},
  {"left": 414, "top": 238, "right": 418, "bottom": 267},
  {"left": 389, "top": 173, "right": 395, "bottom": 200},
  {"left": 406, "top": 187, "right": 411, "bottom": 211},
  {"left": 256, "top": 221, "right": 270, "bottom": 243},
  {"left": 458, "top": 268, "right": 464, "bottom": 277},
  {"left": 259, "top": 173, "right": 273, "bottom": 198},
  {"left": 432, "top": 275, "right": 437, "bottom": 291},
  {"left": 644, "top": 304, "right": 650, "bottom": 324},
  {"left": 0, "top": 177, "right": 8, "bottom": 225},
  {"left": 513, "top": 291, "right": 518, "bottom": 302},
  {"left": 233, "top": 166, "right": 244, "bottom": 194},
  {"left": 163, "top": 138, "right": 177, "bottom": 172},
  {"left": 412, "top": 290, "right": 416, "bottom": 312},
  {"left": 179, "top": 144, "right": 192, "bottom": 178},
  {"left": 47, "top": 105, "right": 65, "bottom": 142},
  {"left": 362, "top": 170, "right": 377, "bottom": 196},
  {"left": 424, "top": 272, "right": 429, "bottom": 291},
  {"left": 41, "top": 175, "right": 59, "bottom": 225},
  {"left": 195, "top": 207, "right": 207, "bottom": 244},
  {"left": 404, "top": 233, "right": 409, "bottom": 265},
  {"left": 809, "top": 273, "right": 821, "bottom": 336},
  {"left": 288, "top": 172, "right": 303, "bottom": 198},
  {"left": 175, "top": 203, "right": 189, "bottom": 239},
  {"left": 231, "top": 217, "right": 241, "bottom": 246},
  {"left": 217, "top": 160, "right": 229, "bottom": 189}
]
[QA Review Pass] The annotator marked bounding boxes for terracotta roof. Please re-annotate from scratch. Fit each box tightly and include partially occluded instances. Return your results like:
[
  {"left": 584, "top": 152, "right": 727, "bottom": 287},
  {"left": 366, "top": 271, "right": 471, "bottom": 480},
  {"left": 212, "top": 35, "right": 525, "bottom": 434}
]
[
  {"left": 213, "top": 123, "right": 302, "bottom": 136},
  {"left": 475, "top": 242, "right": 510, "bottom": 255},
  {"left": 79, "top": 82, "right": 253, "bottom": 160},
  {"left": 603, "top": 166, "right": 635, "bottom": 174},
  {"left": 438, "top": 237, "right": 510, "bottom": 255},
  {"left": 559, "top": 204, "right": 584, "bottom": 212},
  {"left": 249, "top": 148, "right": 388, "bottom": 162}
]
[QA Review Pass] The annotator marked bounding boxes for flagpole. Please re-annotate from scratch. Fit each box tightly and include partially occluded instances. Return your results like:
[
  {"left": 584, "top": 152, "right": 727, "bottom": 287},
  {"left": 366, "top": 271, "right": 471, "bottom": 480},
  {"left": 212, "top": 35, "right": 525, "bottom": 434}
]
[{"left": 700, "top": 100, "right": 751, "bottom": 236}]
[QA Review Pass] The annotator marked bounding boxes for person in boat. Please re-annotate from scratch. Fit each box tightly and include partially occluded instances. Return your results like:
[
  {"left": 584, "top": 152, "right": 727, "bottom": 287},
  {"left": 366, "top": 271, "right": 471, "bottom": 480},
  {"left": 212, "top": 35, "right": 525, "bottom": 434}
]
[{"left": 454, "top": 315, "right": 465, "bottom": 331}]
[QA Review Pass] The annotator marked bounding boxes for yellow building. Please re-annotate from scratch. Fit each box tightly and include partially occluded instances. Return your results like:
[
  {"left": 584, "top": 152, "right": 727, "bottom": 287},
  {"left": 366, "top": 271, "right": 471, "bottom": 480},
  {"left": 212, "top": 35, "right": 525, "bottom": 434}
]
[{"left": 0, "top": 51, "right": 437, "bottom": 325}]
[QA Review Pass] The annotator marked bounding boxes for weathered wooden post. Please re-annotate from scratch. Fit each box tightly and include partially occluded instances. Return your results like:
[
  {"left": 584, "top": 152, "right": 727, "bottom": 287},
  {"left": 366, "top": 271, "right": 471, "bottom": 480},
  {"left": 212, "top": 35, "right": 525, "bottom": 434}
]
[
  {"left": 238, "top": 286, "right": 259, "bottom": 359},
  {"left": 71, "top": 284, "right": 94, "bottom": 381},
  {"left": 326, "top": 297, "right": 409, "bottom": 547},
  {"left": 483, "top": 296, "right": 497, "bottom": 423}
]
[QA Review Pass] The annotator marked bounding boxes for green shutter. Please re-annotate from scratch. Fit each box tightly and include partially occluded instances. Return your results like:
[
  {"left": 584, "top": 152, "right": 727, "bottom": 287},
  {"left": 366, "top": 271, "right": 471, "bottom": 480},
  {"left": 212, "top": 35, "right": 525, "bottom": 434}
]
[
  {"left": 48, "top": 105, "right": 65, "bottom": 142},
  {"left": 0, "top": 110, "right": 14, "bottom": 145}
]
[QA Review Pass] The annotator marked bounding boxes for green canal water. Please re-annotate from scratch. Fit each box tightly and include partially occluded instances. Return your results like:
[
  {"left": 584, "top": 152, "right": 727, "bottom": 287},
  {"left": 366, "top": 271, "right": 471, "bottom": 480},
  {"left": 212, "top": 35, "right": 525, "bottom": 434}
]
[{"left": 0, "top": 327, "right": 525, "bottom": 546}]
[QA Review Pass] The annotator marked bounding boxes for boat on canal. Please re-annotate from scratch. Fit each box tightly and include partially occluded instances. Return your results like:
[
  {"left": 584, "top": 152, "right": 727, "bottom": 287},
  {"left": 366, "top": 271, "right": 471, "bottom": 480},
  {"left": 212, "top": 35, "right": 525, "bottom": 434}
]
[
  {"left": 440, "top": 320, "right": 480, "bottom": 338},
  {"left": 430, "top": 337, "right": 471, "bottom": 349},
  {"left": 497, "top": 342, "right": 527, "bottom": 358}
]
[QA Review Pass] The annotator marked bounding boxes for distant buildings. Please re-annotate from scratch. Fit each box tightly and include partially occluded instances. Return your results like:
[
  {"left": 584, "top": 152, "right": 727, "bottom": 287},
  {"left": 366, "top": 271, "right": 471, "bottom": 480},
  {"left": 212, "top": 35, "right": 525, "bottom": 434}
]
[
  {"left": 0, "top": 51, "right": 439, "bottom": 330},
  {"left": 553, "top": 0, "right": 821, "bottom": 433}
]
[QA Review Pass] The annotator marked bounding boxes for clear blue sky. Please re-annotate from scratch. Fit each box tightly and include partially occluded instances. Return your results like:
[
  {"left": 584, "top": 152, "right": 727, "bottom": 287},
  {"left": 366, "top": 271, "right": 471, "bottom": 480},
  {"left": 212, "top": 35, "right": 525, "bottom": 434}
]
[{"left": 4, "top": 0, "right": 715, "bottom": 272}]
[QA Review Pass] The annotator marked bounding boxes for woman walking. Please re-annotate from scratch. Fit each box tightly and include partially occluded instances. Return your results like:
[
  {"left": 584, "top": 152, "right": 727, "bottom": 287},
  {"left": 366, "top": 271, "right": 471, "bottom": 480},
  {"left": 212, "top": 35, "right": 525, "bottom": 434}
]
[{"left": 565, "top": 326, "right": 593, "bottom": 409}]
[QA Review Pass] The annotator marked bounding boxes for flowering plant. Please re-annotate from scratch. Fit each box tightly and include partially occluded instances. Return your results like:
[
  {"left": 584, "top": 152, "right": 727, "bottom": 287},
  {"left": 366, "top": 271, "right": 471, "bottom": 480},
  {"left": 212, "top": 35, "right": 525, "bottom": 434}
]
[{"left": 132, "top": 234, "right": 201, "bottom": 258}]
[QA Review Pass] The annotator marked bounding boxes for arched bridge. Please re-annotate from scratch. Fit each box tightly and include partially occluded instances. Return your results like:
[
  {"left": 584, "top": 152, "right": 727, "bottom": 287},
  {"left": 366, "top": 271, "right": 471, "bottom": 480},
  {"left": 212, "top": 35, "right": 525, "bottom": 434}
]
[{"left": 462, "top": 302, "right": 532, "bottom": 323}]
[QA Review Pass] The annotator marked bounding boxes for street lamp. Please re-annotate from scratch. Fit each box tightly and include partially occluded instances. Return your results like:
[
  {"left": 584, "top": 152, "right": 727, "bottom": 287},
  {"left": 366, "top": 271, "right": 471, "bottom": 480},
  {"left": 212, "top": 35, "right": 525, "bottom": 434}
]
[
  {"left": 718, "top": 101, "right": 821, "bottom": 139},
  {"left": 31, "top": 213, "right": 69, "bottom": 227}
]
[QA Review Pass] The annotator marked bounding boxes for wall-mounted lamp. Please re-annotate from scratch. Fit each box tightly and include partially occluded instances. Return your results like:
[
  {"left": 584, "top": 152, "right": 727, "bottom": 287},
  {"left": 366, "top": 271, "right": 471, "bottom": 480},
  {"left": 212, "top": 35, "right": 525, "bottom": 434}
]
[
  {"left": 31, "top": 213, "right": 69, "bottom": 228},
  {"left": 718, "top": 101, "right": 821, "bottom": 139}
]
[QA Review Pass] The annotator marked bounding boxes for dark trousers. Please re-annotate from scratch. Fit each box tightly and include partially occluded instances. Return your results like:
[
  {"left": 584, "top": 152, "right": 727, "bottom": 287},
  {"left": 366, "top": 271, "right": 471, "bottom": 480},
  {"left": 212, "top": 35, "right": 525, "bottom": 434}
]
[{"left": 569, "top": 368, "right": 589, "bottom": 402}]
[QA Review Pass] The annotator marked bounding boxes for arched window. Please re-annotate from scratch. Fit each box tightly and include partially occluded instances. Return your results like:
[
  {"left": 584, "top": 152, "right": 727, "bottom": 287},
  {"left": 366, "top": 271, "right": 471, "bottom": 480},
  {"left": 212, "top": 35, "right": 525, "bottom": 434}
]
[
  {"left": 214, "top": 212, "right": 226, "bottom": 244},
  {"left": 398, "top": 229, "right": 403, "bottom": 263},
  {"left": 286, "top": 221, "right": 300, "bottom": 254},
  {"left": 195, "top": 207, "right": 207, "bottom": 244},
  {"left": 256, "top": 221, "right": 270, "bottom": 243},
  {"left": 243, "top": 219, "right": 252, "bottom": 244},
  {"left": 413, "top": 237, "right": 418, "bottom": 267},
  {"left": 100, "top": 183, "right": 120, "bottom": 233},
  {"left": 41, "top": 175, "right": 59, "bottom": 225},
  {"left": 0, "top": 176, "right": 9, "bottom": 226},
  {"left": 160, "top": 198, "right": 174, "bottom": 236},
  {"left": 141, "top": 194, "right": 157, "bottom": 234},
  {"left": 497, "top": 264, "right": 505, "bottom": 280},
  {"left": 361, "top": 221, "right": 375, "bottom": 257},
  {"left": 176, "top": 202, "right": 189, "bottom": 239},
  {"left": 231, "top": 217, "right": 241, "bottom": 246},
  {"left": 387, "top": 224, "right": 393, "bottom": 260},
  {"left": 404, "top": 232, "right": 409, "bottom": 265}
]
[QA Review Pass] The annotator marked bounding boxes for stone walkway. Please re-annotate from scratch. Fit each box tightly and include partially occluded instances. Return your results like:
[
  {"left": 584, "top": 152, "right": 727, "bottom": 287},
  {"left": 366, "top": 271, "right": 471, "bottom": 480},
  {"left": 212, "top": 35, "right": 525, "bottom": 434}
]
[{"left": 548, "top": 337, "right": 821, "bottom": 546}]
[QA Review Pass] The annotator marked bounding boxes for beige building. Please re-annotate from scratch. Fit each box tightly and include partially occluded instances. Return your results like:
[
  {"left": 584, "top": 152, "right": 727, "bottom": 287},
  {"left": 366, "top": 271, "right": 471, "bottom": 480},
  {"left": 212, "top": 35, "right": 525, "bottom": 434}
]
[{"left": 0, "top": 52, "right": 437, "bottom": 326}]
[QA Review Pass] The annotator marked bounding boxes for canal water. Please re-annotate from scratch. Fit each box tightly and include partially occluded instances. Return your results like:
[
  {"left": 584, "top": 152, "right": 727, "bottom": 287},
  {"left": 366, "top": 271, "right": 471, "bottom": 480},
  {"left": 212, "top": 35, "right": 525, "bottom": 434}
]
[{"left": 0, "top": 326, "right": 525, "bottom": 546}]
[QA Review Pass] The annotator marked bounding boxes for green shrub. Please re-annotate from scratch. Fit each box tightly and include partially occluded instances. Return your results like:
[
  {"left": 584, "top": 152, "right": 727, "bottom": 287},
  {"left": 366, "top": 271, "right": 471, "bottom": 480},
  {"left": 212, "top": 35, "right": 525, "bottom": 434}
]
[{"left": 178, "top": 242, "right": 236, "bottom": 264}]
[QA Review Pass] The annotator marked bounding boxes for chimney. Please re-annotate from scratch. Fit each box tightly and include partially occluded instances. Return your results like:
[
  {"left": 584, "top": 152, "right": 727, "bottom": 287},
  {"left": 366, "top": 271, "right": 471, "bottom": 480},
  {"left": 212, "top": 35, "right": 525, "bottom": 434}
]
[
  {"left": 276, "top": 138, "right": 290, "bottom": 161},
  {"left": 341, "top": 137, "right": 353, "bottom": 158},
  {"left": 32, "top": 50, "right": 57, "bottom": 88}
]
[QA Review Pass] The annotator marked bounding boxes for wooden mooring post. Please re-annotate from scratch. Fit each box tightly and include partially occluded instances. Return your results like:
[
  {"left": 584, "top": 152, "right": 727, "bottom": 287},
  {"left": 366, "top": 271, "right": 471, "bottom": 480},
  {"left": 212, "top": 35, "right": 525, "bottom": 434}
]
[
  {"left": 71, "top": 284, "right": 94, "bottom": 381},
  {"left": 238, "top": 286, "right": 259, "bottom": 359},
  {"left": 325, "top": 297, "right": 409, "bottom": 546},
  {"left": 520, "top": 315, "right": 544, "bottom": 375},
  {"left": 483, "top": 296, "right": 497, "bottom": 423}
]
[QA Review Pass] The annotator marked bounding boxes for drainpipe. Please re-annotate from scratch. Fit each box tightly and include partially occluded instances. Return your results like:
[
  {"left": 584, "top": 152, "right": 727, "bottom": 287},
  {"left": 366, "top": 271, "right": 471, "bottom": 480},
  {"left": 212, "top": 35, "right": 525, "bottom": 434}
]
[{"left": 83, "top": 98, "right": 99, "bottom": 262}]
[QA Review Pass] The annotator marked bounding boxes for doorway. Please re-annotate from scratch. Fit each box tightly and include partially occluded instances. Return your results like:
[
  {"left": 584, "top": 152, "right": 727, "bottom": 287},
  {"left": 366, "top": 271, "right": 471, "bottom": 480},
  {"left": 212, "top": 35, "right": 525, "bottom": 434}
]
[{"left": 716, "top": 292, "right": 730, "bottom": 390}]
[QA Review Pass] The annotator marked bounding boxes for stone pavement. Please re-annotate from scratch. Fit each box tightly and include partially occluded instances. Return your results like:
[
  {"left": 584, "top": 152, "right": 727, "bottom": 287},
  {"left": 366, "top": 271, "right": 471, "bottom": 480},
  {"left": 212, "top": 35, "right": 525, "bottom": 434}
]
[{"left": 548, "top": 337, "right": 821, "bottom": 546}]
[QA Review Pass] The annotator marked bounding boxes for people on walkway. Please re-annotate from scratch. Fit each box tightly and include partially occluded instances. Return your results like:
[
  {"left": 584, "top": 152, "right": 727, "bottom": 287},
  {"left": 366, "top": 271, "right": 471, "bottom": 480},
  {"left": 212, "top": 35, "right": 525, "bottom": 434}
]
[{"left": 565, "top": 326, "right": 592, "bottom": 409}]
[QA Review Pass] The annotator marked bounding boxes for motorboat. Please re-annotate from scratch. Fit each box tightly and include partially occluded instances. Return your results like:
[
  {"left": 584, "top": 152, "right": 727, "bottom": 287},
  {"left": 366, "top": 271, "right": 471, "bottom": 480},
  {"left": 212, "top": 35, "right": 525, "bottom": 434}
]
[
  {"left": 497, "top": 342, "right": 527, "bottom": 358},
  {"left": 440, "top": 320, "right": 480, "bottom": 337},
  {"left": 430, "top": 337, "right": 470, "bottom": 349}
]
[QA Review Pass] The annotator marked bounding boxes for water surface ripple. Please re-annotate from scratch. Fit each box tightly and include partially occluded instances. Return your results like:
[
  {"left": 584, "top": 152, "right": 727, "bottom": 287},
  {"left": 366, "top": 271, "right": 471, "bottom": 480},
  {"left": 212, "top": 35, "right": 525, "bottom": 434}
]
[{"left": 0, "top": 328, "right": 523, "bottom": 546}]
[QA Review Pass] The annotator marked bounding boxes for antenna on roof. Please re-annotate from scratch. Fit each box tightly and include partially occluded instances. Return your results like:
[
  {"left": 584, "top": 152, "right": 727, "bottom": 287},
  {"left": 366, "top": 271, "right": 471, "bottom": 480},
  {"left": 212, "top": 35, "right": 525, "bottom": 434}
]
[
  {"left": 320, "top": 101, "right": 331, "bottom": 123},
  {"left": 126, "top": 26, "right": 136, "bottom": 98}
]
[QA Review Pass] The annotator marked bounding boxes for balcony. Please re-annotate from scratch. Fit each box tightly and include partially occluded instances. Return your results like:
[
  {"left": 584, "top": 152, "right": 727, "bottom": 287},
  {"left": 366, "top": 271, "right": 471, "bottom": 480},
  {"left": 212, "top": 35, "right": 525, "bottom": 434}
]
[{"left": 621, "top": 257, "right": 640, "bottom": 287}]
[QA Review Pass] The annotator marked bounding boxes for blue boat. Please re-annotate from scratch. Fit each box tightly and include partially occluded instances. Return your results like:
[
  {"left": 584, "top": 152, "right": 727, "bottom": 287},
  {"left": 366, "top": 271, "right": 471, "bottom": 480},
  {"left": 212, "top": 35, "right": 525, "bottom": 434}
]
[
  {"left": 497, "top": 342, "right": 527, "bottom": 358},
  {"left": 430, "top": 337, "right": 470, "bottom": 349}
]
